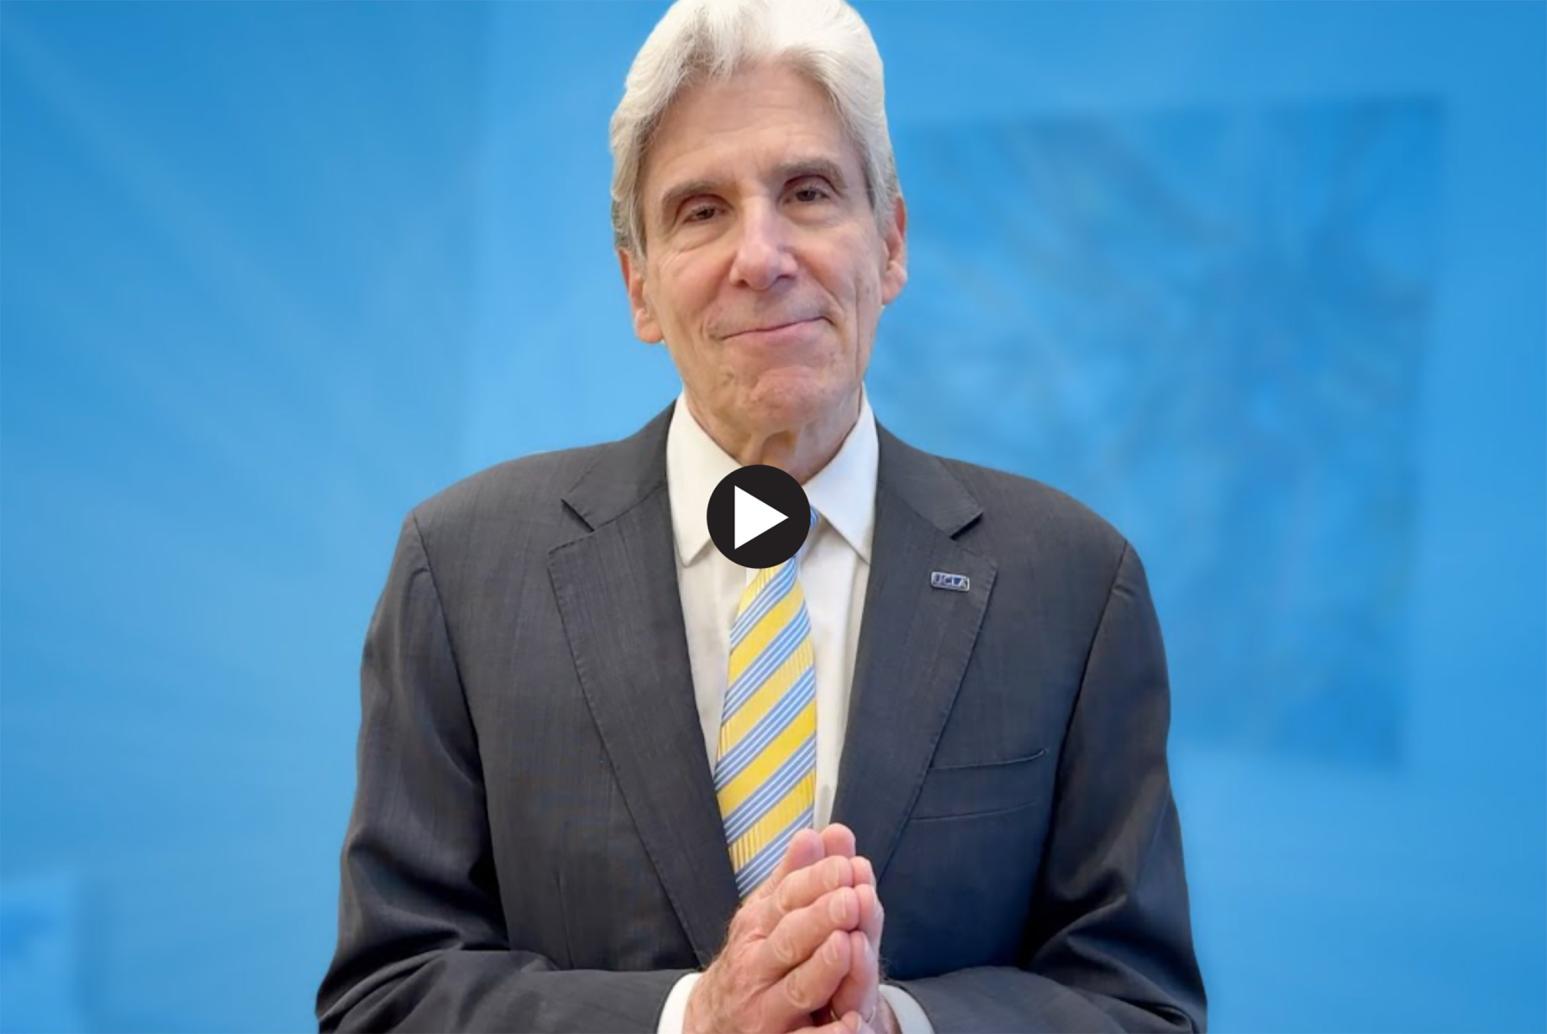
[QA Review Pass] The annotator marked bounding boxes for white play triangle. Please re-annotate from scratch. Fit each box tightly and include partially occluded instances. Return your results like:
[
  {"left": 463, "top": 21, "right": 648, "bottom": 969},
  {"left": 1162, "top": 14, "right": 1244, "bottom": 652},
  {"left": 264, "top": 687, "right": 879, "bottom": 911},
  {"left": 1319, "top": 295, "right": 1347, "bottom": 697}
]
[{"left": 733, "top": 485, "right": 789, "bottom": 550}]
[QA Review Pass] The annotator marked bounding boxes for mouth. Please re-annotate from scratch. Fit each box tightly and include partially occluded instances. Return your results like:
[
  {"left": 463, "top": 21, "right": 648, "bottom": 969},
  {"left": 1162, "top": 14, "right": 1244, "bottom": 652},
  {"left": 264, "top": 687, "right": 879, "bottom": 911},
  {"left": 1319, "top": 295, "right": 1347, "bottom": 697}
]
[{"left": 725, "top": 317, "right": 823, "bottom": 339}]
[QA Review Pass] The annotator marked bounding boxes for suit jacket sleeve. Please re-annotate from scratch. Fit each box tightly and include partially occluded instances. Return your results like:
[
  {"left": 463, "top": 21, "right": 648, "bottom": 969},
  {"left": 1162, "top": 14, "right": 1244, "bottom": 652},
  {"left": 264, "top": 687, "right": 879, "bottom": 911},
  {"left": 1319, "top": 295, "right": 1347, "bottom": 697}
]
[
  {"left": 316, "top": 513, "right": 689, "bottom": 1032},
  {"left": 891, "top": 543, "right": 1207, "bottom": 1032}
]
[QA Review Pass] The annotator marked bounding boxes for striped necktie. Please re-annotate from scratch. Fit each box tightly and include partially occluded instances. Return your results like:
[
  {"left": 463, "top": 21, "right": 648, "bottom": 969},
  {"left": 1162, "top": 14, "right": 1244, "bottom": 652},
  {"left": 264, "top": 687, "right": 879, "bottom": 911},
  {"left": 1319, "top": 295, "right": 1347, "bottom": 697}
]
[{"left": 713, "top": 513, "right": 818, "bottom": 899}]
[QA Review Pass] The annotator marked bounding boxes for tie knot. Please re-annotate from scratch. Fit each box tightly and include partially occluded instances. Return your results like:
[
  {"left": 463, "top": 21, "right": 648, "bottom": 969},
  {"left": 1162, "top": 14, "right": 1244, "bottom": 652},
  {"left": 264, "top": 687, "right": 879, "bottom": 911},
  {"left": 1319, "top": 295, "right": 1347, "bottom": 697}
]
[{"left": 745, "top": 506, "right": 819, "bottom": 584}]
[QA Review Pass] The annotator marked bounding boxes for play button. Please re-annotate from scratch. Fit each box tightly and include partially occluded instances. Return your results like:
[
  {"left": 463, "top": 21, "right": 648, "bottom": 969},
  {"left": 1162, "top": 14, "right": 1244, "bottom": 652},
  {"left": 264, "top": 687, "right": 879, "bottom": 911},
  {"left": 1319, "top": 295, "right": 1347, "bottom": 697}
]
[
  {"left": 707, "top": 465, "right": 811, "bottom": 568},
  {"left": 733, "top": 487, "right": 787, "bottom": 549}
]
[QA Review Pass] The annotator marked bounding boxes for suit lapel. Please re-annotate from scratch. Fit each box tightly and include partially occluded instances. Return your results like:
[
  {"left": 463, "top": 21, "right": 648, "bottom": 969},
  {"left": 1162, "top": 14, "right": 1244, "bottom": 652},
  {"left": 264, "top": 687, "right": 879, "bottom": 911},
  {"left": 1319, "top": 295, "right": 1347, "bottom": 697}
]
[
  {"left": 547, "top": 404, "right": 739, "bottom": 966},
  {"left": 830, "top": 424, "right": 996, "bottom": 883}
]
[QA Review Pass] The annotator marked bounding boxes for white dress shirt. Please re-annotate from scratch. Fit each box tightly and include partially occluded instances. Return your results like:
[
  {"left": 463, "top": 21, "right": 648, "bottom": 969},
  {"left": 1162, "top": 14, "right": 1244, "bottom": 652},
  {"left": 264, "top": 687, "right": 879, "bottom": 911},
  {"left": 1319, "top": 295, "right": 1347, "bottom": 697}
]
[{"left": 655, "top": 386, "right": 934, "bottom": 1034}]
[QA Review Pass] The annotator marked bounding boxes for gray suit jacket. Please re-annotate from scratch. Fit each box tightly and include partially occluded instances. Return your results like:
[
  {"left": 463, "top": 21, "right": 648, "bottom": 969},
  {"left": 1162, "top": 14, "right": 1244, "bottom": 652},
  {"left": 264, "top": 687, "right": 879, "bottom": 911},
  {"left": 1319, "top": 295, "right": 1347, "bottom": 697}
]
[{"left": 317, "top": 401, "right": 1206, "bottom": 1032}]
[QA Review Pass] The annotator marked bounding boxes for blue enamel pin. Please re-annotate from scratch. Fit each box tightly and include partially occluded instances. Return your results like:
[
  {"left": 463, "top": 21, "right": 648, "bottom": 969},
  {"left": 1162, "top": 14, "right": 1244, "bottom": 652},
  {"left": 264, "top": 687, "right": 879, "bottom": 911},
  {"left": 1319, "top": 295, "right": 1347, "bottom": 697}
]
[{"left": 930, "top": 571, "right": 970, "bottom": 592}]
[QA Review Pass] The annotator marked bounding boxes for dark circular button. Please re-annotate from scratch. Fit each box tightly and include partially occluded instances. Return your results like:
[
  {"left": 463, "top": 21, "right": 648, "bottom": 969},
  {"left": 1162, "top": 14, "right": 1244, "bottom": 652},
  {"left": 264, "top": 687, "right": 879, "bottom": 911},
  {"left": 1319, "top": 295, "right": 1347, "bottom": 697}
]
[{"left": 706, "top": 465, "right": 811, "bottom": 569}]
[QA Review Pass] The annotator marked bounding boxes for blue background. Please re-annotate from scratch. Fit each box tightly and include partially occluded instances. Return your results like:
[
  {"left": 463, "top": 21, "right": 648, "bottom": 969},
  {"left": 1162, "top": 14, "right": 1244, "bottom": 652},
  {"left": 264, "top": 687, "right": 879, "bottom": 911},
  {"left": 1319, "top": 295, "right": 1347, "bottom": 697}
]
[{"left": 3, "top": 2, "right": 1543, "bottom": 1031}]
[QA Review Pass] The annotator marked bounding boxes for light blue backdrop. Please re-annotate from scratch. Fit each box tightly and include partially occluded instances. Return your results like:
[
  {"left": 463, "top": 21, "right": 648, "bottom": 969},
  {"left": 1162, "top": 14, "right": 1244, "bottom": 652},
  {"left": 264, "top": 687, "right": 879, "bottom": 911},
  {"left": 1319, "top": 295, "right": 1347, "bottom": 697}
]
[{"left": 3, "top": 2, "right": 1543, "bottom": 1031}]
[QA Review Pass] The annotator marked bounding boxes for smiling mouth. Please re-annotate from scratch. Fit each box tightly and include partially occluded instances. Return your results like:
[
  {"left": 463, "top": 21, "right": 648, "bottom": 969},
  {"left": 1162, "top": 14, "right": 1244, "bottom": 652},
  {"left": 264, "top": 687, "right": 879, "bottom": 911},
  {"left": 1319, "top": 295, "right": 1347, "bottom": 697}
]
[{"left": 727, "top": 317, "right": 821, "bottom": 338}]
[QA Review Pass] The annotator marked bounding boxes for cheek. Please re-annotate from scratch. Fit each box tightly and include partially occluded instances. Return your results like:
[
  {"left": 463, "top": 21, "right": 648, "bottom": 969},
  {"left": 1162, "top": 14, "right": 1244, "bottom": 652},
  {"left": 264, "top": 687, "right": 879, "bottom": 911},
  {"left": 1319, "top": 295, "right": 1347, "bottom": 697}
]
[
  {"left": 860, "top": 272, "right": 881, "bottom": 312},
  {"left": 650, "top": 256, "right": 713, "bottom": 332},
  {"left": 835, "top": 238, "right": 886, "bottom": 317},
  {"left": 845, "top": 267, "right": 882, "bottom": 337}
]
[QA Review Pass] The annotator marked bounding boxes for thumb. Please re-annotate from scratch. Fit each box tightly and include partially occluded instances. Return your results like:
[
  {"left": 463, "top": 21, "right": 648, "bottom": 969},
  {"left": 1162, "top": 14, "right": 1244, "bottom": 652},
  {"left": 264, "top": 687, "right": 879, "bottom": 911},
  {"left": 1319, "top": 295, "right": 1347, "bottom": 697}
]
[{"left": 752, "top": 827, "right": 823, "bottom": 900}]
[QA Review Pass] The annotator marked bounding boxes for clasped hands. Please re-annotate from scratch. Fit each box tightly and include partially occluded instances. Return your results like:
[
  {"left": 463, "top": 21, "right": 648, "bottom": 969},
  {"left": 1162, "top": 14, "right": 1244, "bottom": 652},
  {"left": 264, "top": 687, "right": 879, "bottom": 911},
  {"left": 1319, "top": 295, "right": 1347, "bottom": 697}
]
[{"left": 685, "top": 823, "right": 896, "bottom": 1034}]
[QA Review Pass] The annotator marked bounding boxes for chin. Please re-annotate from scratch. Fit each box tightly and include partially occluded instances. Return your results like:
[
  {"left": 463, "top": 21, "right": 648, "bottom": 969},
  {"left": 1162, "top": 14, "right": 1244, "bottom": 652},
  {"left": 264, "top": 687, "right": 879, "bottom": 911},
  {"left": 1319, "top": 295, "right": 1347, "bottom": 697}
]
[{"left": 739, "top": 373, "right": 845, "bottom": 431}]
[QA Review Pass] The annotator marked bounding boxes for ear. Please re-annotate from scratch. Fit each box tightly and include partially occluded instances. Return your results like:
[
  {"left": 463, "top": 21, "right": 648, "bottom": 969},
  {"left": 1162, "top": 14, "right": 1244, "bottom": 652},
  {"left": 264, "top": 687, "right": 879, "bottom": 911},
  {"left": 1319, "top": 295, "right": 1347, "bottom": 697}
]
[
  {"left": 617, "top": 246, "right": 663, "bottom": 343},
  {"left": 879, "top": 193, "right": 908, "bottom": 305}
]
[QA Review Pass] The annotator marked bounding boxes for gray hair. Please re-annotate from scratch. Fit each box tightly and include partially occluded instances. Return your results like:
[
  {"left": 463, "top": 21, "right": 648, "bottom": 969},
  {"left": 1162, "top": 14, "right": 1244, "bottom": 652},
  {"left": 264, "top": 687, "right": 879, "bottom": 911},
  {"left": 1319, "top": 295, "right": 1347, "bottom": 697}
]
[{"left": 608, "top": 0, "right": 900, "bottom": 257}]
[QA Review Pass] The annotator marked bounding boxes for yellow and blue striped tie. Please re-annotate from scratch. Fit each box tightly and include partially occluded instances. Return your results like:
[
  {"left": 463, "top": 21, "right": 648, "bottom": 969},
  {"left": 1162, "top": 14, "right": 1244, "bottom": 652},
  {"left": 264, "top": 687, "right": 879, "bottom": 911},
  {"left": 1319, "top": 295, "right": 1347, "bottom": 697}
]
[{"left": 714, "top": 516, "right": 818, "bottom": 899}]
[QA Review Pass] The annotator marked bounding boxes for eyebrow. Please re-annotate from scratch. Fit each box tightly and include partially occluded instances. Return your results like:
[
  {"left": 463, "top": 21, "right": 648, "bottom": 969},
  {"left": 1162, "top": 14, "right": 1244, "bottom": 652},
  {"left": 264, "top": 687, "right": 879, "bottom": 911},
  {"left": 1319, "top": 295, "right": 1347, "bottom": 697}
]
[{"left": 655, "top": 157, "right": 851, "bottom": 227}]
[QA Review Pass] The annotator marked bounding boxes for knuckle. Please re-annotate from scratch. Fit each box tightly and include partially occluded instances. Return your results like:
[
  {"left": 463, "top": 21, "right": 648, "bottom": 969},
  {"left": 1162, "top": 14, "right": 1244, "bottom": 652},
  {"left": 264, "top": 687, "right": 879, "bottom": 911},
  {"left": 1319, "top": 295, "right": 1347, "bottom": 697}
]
[
  {"left": 733, "top": 900, "right": 768, "bottom": 941},
  {"left": 781, "top": 968, "right": 815, "bottom": 1010},
  {"left": 775, "top": 876, "right": 797, "bottom": 914},
  {"left": 828, "top": 886, "right": 855, "bottom": 924},
  {"left": 768, "top": 930, "right": 797, "bottom": 968},
  {"left": 833, "top": 856, "right": 855, "bottom": 887},
  {"left": 821, "top": 856, "right": 843, "bottom": 888}
]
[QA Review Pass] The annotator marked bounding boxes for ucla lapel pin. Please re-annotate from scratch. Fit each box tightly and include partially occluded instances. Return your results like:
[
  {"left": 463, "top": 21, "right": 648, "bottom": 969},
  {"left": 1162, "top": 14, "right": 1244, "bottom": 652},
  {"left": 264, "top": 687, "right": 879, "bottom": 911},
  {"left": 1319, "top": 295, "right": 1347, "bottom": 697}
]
[{"left": 930, "top": 571, "right": 971, "bottom": 592}]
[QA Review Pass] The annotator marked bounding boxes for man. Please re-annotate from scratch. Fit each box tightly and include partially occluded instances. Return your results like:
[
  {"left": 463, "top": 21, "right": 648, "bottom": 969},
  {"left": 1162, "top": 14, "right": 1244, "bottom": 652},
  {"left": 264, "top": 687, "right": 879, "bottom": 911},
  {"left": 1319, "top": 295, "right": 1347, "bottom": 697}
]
[{"left": 317, "top": 0, "right": 1207, "bottom": 1030}]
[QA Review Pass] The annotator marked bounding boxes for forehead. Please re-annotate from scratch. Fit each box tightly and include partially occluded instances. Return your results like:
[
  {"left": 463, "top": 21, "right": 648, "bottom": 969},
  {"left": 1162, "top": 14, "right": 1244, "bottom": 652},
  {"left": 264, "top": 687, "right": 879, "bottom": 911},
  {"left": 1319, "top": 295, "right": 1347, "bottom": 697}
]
[{"left": 641, "top": 62, "right": 863, "bottom": 202}]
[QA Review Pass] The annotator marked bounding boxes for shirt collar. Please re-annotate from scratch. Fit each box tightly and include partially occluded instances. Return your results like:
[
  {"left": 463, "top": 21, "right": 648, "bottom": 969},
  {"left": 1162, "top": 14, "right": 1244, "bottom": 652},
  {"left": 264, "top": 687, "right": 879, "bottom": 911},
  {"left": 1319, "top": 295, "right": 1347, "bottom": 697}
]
[{"left": 666, "top": 386, "right": 879, "bottom": 567}]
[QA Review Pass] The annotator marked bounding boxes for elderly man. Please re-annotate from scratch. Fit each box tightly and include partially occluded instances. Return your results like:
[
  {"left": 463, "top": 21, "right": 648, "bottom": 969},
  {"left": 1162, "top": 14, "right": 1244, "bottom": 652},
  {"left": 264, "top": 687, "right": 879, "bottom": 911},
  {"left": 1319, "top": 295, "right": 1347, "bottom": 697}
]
[{"left": 317, "top": 0, "right": 1206, "bottom": 1031}]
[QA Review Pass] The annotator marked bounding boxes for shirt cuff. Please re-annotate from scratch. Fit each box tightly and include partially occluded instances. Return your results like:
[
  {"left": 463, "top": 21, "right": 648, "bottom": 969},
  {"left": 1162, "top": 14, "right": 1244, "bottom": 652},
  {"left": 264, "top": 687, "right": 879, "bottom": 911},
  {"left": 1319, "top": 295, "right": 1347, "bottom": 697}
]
[
  {"left": 880, "top": 983, "right": 935, "bottom": 1034},
  {"left": 658, "top": 972, "right": 701, "bottom": 1034}
]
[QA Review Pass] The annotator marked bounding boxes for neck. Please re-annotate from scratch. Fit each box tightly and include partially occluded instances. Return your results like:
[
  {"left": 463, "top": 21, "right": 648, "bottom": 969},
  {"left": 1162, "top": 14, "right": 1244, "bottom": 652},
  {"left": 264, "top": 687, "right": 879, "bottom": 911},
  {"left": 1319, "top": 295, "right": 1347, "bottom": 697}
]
[{"left": 687, "top": 388, "right": 861, "bottom": 484}]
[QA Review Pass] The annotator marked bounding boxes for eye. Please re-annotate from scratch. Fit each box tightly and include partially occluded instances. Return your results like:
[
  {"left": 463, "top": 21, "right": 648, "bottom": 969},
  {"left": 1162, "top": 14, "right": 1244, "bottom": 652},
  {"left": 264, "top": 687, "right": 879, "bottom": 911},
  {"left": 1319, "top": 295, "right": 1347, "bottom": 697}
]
[
  {"left": 790, "top": 184, "right": 831, "bottom": 203},
  {"left": 682, "top": 203, "right": 720, "bottom": 224}
]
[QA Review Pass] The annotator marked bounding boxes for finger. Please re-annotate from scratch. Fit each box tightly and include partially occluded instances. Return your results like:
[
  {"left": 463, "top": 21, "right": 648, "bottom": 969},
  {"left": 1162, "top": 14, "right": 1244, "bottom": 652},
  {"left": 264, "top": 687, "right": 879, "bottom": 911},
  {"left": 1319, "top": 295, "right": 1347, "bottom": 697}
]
[
  {"left": 853, "top": 879, "right": 883, "bottom": 948},
  {"left": 760, "top": 885, "right": 860, "bottom": 981},
  {"left": 758, "top": 854, "right": 854, "bottom": 931},
  {"left": 819, "top": 822, "right": 857, "bottom": 859},
  {"left": 828, "top": 929, "right": 879, "bottom": 1024},
  {"left": 789, "top": 1014, "right": 854, "bottom": 1034},
  {"left": 852, "top": 854, "right": 875, "bottom": 886},
  {"left": 752, "top": 827, "right": 825, "bottom": 904},
  {"left": 773, "top": 928, "right": 851, "bottom": 1016}
]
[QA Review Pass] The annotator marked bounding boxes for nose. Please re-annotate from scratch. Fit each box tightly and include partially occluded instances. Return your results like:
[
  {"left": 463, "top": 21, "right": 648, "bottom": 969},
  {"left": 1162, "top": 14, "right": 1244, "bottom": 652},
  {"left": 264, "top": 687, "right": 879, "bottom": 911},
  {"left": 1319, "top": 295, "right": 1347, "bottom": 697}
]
[{"left": 727, "top": 201, "right": 797, "bottom": 291}]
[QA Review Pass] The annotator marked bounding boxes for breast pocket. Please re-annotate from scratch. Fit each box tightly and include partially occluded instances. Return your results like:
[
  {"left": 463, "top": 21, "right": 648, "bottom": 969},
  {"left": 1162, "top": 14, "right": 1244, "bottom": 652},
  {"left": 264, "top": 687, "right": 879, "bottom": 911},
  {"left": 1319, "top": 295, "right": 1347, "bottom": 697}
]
[{"left": 908, "top": 747, "right": 1049, "bottom": 821}]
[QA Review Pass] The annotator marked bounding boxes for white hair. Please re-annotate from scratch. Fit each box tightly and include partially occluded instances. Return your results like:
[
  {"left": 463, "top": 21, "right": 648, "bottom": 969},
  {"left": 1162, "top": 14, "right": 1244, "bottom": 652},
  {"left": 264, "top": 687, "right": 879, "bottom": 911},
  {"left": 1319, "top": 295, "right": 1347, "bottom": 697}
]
[{"left": 608, "top": 0, "right": 900, "bottom": 257}]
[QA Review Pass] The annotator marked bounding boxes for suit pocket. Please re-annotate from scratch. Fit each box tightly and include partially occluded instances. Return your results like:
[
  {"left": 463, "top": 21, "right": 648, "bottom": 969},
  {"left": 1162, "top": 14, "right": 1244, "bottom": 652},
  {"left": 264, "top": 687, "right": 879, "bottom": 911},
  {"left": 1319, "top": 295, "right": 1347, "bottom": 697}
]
[{"left": 909, "top": 747, "right": 1049, "bottom": 821}]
